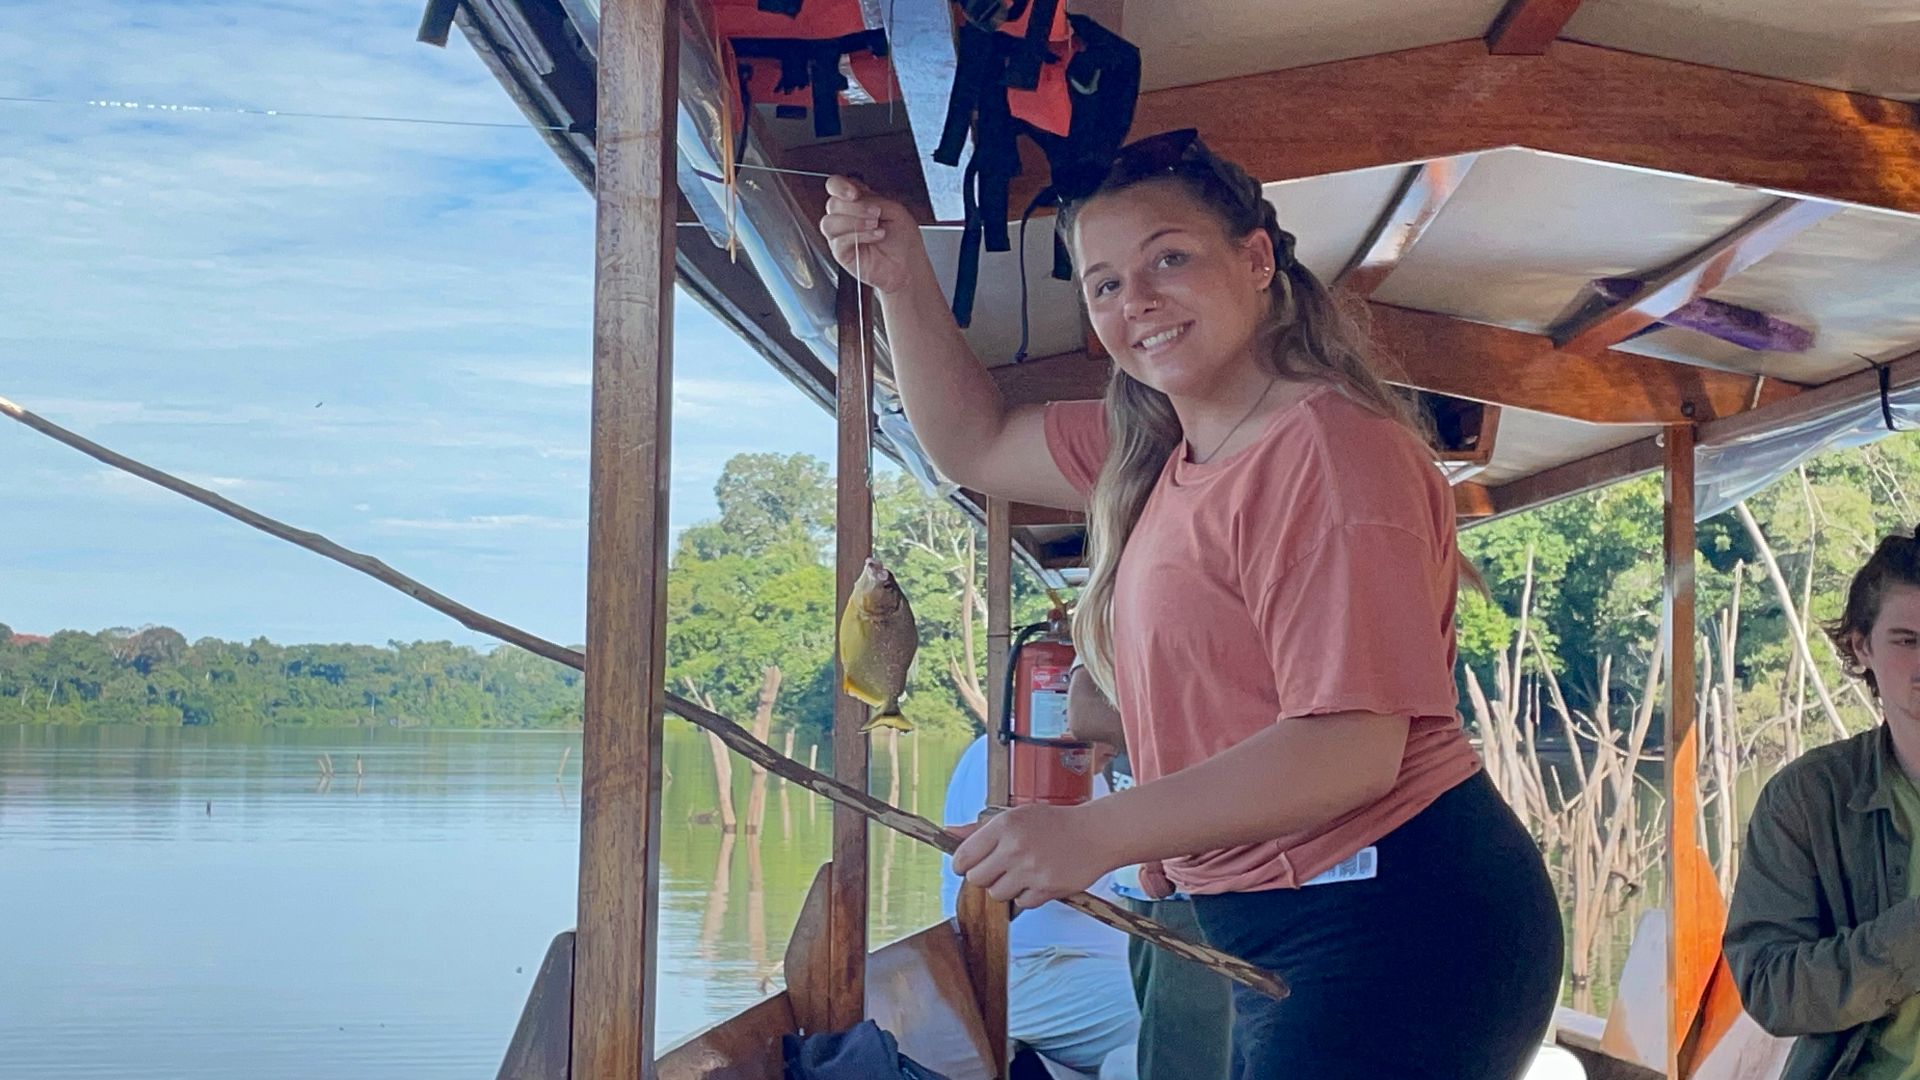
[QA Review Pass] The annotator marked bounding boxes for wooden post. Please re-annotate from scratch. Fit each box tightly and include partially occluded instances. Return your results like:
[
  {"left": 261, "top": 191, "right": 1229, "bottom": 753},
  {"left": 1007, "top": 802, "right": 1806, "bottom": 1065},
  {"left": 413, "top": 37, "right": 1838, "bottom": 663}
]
[
  {"left": 828, "top": 269, "right": 874, "bottom": 1031},
  {"left": 1663, "top": 422, "right": 1716, "bottom": 1079},
  {"left": 958, "top": 496, "right": 1015, "bottom": 1075},
  {"left": 570, "top": 0, "right": 679, "bottom": 1075}
]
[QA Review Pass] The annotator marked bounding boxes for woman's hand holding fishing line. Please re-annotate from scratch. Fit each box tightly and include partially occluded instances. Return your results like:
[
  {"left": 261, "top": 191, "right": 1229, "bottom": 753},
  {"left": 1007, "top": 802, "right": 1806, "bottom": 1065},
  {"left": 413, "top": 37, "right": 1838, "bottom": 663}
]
[
  {"left": 820, "top": 176, "right": 933, "bottom": 297},
  {"left": 948, "top": 802, "right": 1119, "bottom": 910}
]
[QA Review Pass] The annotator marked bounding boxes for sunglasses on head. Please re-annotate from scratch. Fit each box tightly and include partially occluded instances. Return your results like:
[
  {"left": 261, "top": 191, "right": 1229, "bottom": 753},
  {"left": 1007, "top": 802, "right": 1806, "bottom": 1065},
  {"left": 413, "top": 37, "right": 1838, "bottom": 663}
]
[
  {"left": 1011, "top": 129, "right": 1291, "bottom": 361},
  {"left": 1049, "top": 126, "right": 1293, "bottom": 268},
  {"left": 1052, "top": 127, "right": 1211, "bottom": 204}
]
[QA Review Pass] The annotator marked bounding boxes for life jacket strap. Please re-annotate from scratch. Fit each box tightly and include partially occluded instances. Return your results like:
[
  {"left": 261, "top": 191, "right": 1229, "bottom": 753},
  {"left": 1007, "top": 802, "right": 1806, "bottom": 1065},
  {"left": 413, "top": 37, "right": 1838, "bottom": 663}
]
[
  {"left": 731, "top": 28, "right": 889, "bottom": 140},
  {"left": 1002, "top": 0, "right": 1062, "bottom": 90},
  {"left": 939, "top": 10, "right": 1141, "bottom": 334}
]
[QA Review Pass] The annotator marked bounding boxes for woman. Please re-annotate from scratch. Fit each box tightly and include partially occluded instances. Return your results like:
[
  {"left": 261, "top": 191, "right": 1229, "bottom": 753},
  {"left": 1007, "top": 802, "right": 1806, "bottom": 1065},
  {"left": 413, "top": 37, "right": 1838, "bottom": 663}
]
[
  {"left": 1725, "top": 525, "right": 1920, "bottom": 1080},
  {"left": 820, "top": 130, "right": 1562, "bottom": 1079}
]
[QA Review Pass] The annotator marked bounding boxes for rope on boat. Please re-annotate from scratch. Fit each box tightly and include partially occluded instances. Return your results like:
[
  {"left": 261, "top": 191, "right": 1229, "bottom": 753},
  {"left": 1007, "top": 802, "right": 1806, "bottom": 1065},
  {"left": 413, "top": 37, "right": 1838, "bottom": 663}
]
[{"left": 0, "top": 393, "right": 1289, "bottom": 1001}]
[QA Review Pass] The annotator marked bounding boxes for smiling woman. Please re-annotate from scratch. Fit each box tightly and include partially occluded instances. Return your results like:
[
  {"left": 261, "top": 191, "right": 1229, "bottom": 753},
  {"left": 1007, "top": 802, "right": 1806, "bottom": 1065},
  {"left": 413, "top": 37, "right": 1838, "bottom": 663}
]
[{"left": 824, "top": 129, "right": 1564, "bottom": 1079}]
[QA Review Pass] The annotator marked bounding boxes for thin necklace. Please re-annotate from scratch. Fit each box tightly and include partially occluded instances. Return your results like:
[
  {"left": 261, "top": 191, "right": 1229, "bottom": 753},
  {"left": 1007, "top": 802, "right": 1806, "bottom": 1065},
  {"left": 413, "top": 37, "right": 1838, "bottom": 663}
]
[{"left": 1191, "top": 376, "right": 1279, "bottom": 465}]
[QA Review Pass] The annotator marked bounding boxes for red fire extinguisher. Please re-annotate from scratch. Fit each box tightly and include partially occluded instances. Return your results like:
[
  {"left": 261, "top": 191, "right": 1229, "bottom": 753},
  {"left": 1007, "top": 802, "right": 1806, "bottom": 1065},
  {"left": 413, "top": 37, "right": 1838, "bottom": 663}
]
[{"left": 1001, "top": 603, "right": 1095, "bottom": 807}]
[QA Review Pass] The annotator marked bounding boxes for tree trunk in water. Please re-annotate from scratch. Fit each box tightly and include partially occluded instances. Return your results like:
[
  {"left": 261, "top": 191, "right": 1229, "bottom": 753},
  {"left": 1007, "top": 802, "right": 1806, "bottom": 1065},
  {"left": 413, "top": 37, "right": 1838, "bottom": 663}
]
[
  {"left": 700, "top": 830, "right": 737, "bottom": 950},
  {"left": 950, "top": 528, "right": 990, "bottom": 729},
  {"left": 1737, "top": 502, "right": 1850, "bottom": 742},
  {"left": 745, "top": 666, "right": 782, "bottom": 835},
  {"left": 688, "top": 681, "right": 736, "bottom": 832},
  {"left": 780, "top": 728, "right": 795, "bottom": 839}
]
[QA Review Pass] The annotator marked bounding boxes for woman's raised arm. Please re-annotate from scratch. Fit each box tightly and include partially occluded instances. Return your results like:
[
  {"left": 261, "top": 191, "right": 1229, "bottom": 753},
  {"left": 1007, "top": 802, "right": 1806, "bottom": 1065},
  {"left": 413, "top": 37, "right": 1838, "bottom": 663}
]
[{"left": 821, "top": 176, "right": 1085, "bottom": 510}]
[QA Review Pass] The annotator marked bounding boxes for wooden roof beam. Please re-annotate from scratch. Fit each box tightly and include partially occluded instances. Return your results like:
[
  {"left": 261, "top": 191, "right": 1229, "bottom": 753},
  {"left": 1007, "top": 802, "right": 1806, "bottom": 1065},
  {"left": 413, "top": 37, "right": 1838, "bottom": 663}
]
[
  {"left": 1117, "top": 41, "right": 1920, "bottom": 218},
  {"left": 1370, "top": 304, "right": 1798, "bottom": 424},
  {"left": 1469, "top": 435, "right": 1664, "bottom": 527},
  {"left": 1455, "top": 481, "right": 1497, "bottom": 520},
  {"left": 959, "top": 489, "right": 1084, "bottom": 526},
  {"left": 1485, "top": 0, "right": 1586, "bottom": 55},
  {"left": 995, "top": 303, "right": 1800, "bottom": 426},
  {"left": 1335, "top": 155, "right": 1481, "bottom": 298},
  {"left": 1552, "top": 197, "right": 1842, "bottom": 354}
]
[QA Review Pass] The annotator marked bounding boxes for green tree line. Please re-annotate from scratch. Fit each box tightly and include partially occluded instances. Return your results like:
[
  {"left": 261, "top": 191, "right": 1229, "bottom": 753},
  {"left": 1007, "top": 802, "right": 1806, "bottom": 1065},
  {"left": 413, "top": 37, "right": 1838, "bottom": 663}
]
[
  {"left": 8, "top": 432, "right": 1912, "bottom": 738},
  {"left": 2, "top": 453, "right": 1048, "bottom": 733},
  {"left": 0, "top": 626, "right": 586, "bottom": 729}
]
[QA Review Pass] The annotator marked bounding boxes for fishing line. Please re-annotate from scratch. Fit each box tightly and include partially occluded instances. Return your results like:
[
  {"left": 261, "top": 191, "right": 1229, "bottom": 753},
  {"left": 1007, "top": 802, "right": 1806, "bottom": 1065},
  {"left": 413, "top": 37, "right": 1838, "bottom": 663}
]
[
  {"left": 689, "top": 163, "right": 835, "bottom": 183},
  {"left": 855, "top": 234, "right": 872, "bottom": 441},
  {"left": 6, "top": 95, "right": 846, "bottom": 183},
  {"left": 0, "top": 93, "right": 571, "bottom": 132}
]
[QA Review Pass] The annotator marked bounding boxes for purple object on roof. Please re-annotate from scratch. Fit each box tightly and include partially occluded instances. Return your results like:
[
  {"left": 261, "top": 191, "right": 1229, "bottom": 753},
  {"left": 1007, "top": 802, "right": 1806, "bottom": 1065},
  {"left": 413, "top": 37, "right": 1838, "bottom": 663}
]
[{"left": 1593, "top": 277, "right": 1814, "bottom": 353}]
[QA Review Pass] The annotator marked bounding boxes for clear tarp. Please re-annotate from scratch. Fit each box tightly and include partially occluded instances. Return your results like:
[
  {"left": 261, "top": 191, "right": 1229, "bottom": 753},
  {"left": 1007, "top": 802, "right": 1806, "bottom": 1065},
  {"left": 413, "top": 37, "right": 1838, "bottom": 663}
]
[
  {"left": 1696, "top": 381, "right": 1919, "bottom": 520},
  {"left": 675, "top": 1, "right": 842, "bottom": 366},
  {"left": 671, "top": 0, "right": 961, "bottom": 499}
]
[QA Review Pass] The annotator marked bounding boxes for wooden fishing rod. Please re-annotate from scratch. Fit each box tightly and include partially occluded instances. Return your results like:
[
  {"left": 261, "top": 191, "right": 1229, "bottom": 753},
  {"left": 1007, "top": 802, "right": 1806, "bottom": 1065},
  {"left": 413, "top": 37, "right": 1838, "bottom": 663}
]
[{"left": 0, "top": 394, "right": 1288, "bottom": 1001}]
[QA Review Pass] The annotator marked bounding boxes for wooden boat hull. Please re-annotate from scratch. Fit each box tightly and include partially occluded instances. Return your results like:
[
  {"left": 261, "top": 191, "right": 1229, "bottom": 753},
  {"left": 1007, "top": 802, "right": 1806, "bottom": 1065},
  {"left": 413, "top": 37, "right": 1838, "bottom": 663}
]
[{"left": 499, "top": 920, "right": 1001, "bottom": 1080}]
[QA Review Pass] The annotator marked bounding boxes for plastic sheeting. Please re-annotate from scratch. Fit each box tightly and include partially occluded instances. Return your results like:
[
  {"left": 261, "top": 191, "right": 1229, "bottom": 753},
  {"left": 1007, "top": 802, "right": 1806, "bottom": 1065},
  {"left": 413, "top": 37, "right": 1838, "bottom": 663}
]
[
  {"left": 675, "top": 1, "right": 842, "bottom": 365},
  {"left": 876, "top": 388, "right": 960, "bottom": 500},
  {"left": 1696, "top": 382, "right": 1920, "bottom": 521},
  {"left": 672, "top": 2, "right": 963, "bottom": 501}
]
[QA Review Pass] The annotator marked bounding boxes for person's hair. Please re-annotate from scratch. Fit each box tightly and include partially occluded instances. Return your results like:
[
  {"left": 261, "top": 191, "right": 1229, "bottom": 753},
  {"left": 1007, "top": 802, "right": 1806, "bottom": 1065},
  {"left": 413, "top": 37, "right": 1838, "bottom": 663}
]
[
  {"left": 1824, "top": 523, "right": 1920, "bottom": 699},
  {"left": 1060, "top": 134, "right": 1423, "bottom": 700}
]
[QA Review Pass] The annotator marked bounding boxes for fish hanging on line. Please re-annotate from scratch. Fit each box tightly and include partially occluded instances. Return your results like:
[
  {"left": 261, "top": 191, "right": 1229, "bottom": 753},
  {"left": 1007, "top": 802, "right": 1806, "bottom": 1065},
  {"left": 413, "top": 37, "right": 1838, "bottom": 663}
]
[{"left": 838, "top": 557, "right": 918, "bottom": 733}]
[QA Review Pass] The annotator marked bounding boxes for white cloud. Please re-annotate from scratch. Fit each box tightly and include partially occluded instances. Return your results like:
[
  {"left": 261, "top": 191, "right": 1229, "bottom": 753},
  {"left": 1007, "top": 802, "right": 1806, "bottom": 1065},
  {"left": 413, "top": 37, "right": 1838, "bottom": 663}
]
[
  {"left": 89, "top": 467, "right": 265, "bottom": 500},
  {"left": 456, "top": 361, "right": 593, "bottom": 389},
  {"left": 0, "top": 2, "right": 592, "bottom": 360},
  {"left": 673, "top": 375, "right": 793, "bottom": 420},
  {"left": 19, "top": 398, "right": 275, "bottom": 428},
  {"left": 0, "top": 0, "right": 835, "bottom": 645},
  {"left": 374, "top": 514, "right": 584, "bottom": 532}
]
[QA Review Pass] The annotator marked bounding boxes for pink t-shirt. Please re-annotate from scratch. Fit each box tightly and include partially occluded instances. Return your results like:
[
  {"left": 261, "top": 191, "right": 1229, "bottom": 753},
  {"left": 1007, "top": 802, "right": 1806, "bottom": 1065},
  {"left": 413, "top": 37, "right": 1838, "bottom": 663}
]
[{"left": 1044, "top": 385, "right": 1482, "bottom": 895}]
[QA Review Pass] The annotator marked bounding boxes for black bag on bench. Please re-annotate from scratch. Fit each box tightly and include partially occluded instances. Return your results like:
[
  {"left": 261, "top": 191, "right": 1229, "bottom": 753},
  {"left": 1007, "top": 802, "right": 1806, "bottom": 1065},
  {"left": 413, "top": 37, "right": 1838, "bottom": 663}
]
[{"left": 781, "top": 1019, "right": 953, "bottom": 1080}]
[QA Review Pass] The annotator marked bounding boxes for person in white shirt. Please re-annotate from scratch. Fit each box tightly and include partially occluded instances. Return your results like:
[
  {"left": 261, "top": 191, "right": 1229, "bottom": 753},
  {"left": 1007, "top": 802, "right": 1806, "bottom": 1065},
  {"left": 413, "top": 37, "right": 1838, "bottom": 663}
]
[{"left": 941, "top": 733, "right": 1141, "bottom": 1080}]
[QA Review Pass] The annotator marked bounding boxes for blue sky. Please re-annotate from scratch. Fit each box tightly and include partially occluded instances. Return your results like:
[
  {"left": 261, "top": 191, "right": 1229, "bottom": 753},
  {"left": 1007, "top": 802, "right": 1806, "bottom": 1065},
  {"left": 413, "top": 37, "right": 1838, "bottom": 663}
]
[{"left": 1, "top": 0, "right": 838, "bottom": 647}]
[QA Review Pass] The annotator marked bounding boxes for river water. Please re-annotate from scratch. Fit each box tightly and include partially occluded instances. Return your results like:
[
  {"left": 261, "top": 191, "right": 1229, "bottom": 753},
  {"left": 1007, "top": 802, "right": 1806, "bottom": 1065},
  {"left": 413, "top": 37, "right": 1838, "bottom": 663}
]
[{"left": 0, "top": 723, "right": 970, "bottom": 1079}]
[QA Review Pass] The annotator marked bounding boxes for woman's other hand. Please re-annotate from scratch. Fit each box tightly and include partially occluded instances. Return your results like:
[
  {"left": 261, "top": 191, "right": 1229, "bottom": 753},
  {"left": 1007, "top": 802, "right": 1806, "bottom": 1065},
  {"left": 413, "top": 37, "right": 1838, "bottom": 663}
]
[
  {"left": 820, "top": 176, "right": 930, "bottom": 296},
  {"left": 948, "top": 803, "right": 1116, "bottom": 909}
]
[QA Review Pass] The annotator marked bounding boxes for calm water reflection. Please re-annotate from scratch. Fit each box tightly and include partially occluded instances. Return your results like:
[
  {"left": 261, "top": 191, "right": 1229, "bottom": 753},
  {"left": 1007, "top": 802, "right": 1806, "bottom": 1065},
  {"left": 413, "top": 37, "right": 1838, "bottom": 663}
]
[{"left": 0, "top": 723, "right": 967, "bottom": 1079}]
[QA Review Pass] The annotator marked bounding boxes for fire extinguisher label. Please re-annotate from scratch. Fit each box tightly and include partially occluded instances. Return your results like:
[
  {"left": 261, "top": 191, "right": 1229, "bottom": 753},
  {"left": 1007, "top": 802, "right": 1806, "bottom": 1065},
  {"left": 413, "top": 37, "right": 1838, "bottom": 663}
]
[{"left": 1029, "top": 689, "right": 1070, "bottom": 739}]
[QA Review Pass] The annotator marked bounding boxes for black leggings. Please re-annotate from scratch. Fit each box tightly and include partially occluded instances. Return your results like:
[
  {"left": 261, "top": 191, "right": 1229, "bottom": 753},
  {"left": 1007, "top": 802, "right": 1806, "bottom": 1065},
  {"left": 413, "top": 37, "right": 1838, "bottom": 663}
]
[{"left": 1191, "top": 771, "right": 1563, "bottom": 1080}]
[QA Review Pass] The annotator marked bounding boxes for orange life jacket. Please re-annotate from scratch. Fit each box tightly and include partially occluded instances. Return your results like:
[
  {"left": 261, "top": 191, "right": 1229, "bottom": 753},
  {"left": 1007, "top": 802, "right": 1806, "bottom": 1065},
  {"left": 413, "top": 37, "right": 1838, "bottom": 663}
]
[
  {"left": 707, "top": 0, "right": 897, "bottom": 142},
  {"left": 935, "top": 4, "right": 1140, "bottom": 336}
]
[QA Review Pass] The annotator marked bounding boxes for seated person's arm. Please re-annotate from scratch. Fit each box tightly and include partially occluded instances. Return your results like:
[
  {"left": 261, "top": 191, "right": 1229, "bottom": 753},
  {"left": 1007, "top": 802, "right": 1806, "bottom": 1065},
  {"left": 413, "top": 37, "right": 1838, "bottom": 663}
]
[
  {"left": 1724, "top": 781, "right": 1920, "bottom": 1036},
  {"left": 1064, "top": 666, "right": 1126, "bottom": 758}
]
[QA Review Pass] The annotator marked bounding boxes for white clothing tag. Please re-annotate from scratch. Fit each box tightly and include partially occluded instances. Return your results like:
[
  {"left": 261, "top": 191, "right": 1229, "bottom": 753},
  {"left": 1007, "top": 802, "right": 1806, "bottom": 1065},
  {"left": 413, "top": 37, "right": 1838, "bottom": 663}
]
[{"left": 1301, "top": 846, "right": 1378, "bottom": 887}]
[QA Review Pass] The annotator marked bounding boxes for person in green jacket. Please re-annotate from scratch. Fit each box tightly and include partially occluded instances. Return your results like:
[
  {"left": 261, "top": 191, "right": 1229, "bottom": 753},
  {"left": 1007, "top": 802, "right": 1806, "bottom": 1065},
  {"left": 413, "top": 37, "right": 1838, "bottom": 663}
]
[{"left": 1726, "top": 523, "right": 1920, "bottom": 1080}]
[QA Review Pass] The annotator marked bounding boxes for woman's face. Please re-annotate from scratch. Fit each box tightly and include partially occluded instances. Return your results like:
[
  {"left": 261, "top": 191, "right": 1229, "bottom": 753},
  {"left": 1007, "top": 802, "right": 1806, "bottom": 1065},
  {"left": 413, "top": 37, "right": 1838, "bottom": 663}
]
[
  {"left": 1071, "top": 181, "right": 1275, "bottom": 401},
  {"left": 1856, "top": 583, "right": 1920, "bottom": 729}
]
